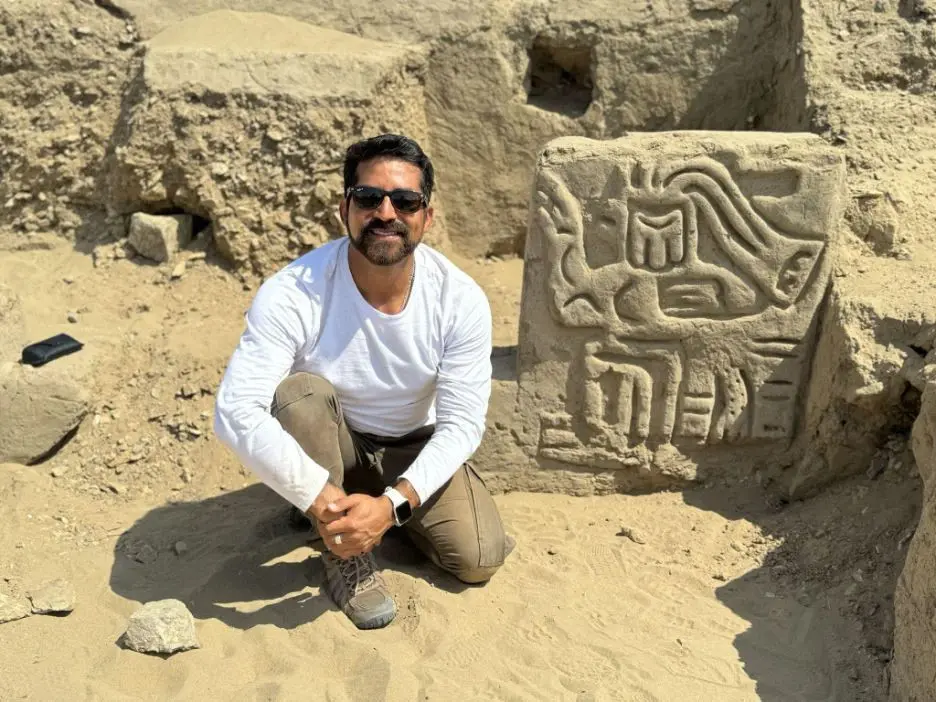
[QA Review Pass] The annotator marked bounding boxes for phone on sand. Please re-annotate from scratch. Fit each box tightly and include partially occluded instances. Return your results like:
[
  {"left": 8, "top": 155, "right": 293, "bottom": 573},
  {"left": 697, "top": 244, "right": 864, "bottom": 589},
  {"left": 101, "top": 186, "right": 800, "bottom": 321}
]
[{"left": 21, "top": 333, "right": 83, "bottom": 367}]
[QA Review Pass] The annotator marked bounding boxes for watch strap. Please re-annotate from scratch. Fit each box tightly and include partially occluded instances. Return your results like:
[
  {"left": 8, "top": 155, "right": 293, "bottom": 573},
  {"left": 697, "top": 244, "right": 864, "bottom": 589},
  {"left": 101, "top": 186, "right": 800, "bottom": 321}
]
[{"left": 384, "top": 486, "right": 409, "bottom": 526}]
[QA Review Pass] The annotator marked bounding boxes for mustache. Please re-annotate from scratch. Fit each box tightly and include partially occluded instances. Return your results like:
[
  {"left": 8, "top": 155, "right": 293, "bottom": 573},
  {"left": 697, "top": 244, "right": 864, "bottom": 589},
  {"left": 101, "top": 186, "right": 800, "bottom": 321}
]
[{"left": 362, "top": 219, "right": 409, "bottom": 237}]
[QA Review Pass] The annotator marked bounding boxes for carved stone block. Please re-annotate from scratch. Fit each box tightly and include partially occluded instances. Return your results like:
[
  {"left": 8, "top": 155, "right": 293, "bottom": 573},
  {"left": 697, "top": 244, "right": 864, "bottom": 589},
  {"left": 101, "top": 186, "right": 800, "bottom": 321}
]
[{"left": 517, "top": 133, "right": 846, "bottom": 478}]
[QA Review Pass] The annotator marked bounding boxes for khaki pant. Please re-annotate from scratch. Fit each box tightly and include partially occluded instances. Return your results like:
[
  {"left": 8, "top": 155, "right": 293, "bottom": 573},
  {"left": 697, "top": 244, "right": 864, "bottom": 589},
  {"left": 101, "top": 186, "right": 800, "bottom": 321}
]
[{"left": 271, "top": 372, "right": 508, "bottom": 584}]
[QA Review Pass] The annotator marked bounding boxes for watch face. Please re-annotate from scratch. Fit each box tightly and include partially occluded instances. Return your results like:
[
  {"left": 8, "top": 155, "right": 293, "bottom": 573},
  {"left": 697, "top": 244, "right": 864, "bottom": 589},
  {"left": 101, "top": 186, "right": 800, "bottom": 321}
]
[{"left": 395, "top": 500, "right": 413, "bottom": 524}]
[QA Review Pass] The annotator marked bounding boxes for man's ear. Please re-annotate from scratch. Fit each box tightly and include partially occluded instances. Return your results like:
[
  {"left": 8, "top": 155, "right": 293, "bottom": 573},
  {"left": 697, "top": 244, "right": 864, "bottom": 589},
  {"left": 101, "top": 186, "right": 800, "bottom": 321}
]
[
  {"left": 339, "top": 198, "right": 349, "bottom": 227},
  {"left": 423, "top": 205, "right": 435, "bottom": 231}
]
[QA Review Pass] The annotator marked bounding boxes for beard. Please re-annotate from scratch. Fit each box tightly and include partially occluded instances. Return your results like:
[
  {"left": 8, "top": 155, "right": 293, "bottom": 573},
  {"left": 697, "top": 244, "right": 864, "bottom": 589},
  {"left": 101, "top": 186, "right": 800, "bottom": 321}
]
[{"left": 348, "top": 218, "right": 419, "bottom": 266}]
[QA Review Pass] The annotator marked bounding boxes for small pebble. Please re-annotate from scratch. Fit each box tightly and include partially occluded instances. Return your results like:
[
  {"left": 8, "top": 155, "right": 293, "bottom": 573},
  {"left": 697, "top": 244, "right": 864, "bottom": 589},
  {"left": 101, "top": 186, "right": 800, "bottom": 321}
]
[
  {"left": 617, "top": 526, "right": 647, "bottom": 544},
  {"left": 132, "top": 544, "right": 158, "bottom": 564},
  {"left": 547, "top": 547, "right": 558, "bottom": 556},
  {"left": 174, "top": 541, "right": 188, "bottom": 556},
  {"left": 67, "top": 312, "right": 78, "bottom": 323}
]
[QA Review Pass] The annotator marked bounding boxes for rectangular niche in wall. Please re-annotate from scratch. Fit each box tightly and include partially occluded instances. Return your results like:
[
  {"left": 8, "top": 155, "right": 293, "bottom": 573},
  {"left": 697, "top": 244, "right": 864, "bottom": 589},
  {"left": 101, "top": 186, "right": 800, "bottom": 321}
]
[{"left": 526, "top": 35, "right": 594, "bottom": 118}]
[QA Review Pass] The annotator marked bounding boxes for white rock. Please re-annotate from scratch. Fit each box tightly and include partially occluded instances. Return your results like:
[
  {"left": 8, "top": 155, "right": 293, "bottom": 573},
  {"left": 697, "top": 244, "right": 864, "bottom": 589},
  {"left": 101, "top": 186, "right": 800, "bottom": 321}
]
[
  {"left": 0, "top": 592, "right": 31, "bottom": 623},
  {"left": 123, "top": 599, "right": 200, "bottom": 655},
  {"left": 128, "top": 213, "right": 193, "bottom": 263},
  {"left": 28, "top": 579, "right": 76, "bottom": 614}
]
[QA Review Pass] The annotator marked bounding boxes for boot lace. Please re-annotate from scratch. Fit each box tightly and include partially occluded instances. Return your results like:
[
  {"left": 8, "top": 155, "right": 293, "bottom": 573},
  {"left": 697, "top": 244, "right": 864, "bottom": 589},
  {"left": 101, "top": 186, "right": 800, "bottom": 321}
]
[{"left": 336, "top": 554, "right": 378, "bottom": 595}]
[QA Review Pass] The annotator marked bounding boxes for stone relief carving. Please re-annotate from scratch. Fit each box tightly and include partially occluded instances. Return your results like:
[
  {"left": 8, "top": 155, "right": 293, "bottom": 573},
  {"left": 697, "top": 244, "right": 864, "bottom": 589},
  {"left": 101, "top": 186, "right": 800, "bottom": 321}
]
[{"left": 519, "top": 136, "right": 845, "bottom": 470}]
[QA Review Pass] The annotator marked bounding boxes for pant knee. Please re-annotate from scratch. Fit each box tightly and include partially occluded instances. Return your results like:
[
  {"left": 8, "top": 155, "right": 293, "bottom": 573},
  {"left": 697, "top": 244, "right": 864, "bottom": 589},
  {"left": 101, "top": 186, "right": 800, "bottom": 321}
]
[
  {"left": 452, "top": 563, "right": 501, "bottom": 584},
  {"left": 272, "top": 372, "right": 337, "bottom": 419},
  {"left": 438, "top": 535, "right": 506, "bottom": 584}
]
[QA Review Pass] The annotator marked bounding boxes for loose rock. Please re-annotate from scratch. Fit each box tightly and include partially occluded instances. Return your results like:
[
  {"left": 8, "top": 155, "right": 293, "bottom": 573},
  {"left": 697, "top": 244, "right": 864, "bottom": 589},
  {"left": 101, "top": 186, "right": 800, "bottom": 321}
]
[
  {"left": 128, "top": 213, "right": 193, "bottom": 263},
  {"left": 170, "top": 260, "right": 186, "bottom": 279},
  {"left": 0, "top": 592, "right": 31, "bottom": 623},
  {"left": 0, "top": 364, "right": 90, "bottom": 464},
  {"left": 617, "top": 526, "right": 647, "bottom": 545},
  {"left": 131, "top": 543, "right": 158, "bottom": 564},
  {"left": 28, "top": 579, "right": 76, "bottom": 615},
  {"left": 123, "top": 599, "right": 200, "bottom": 655}
]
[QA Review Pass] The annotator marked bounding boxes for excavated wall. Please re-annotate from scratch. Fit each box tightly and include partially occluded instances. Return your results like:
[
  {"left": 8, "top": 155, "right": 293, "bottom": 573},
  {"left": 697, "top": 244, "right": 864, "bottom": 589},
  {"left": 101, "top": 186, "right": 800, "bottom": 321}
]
[{"left": 2, "top": 0, "right": 807, "bottom": 267}]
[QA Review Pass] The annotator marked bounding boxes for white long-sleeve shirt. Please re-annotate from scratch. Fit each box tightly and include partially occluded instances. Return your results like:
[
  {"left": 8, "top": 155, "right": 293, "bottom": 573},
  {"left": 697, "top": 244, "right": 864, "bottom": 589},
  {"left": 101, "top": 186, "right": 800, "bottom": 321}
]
[{"left": 213, "top": 238, "right": 493, "bottom": 512}]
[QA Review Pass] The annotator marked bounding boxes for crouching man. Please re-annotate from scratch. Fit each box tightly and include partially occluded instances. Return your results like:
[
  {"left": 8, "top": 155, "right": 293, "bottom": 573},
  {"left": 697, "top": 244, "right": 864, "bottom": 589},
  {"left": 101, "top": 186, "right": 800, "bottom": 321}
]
[{"left": 214, "top": 133, "right": 511, "bottom": 629}]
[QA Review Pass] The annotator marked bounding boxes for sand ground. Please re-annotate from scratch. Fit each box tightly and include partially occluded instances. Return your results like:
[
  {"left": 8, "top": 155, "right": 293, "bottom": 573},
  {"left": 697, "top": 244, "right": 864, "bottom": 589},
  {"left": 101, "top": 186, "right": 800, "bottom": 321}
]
[{"left": 0, "top": 238, "right": 921, "bottom": 701}]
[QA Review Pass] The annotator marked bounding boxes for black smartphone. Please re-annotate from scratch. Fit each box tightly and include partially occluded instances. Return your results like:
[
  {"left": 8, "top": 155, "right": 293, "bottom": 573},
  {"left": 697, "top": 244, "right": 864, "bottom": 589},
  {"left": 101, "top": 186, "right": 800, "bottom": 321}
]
[{"left": 21, "top": 333, "right": 84, "bottom": 367}]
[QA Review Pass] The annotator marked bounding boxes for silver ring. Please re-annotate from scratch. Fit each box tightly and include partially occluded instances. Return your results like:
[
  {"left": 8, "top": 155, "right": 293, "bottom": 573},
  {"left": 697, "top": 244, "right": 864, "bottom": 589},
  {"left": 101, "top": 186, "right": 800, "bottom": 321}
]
[{"left": 333, "top": 534, "right": 342, "bottom": 545}]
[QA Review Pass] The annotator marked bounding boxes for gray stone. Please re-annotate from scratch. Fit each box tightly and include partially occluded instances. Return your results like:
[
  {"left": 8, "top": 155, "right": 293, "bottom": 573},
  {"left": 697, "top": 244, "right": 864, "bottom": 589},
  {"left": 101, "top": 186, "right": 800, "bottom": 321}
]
[
  {"left": 28, "top": 579, "right": 76, "bottom": 614},
  {"left": 128, "top": 213, "right": 193, "bottom": 263},
  {"left": 517, "top": 133, "right": 845, "bottom": 487},
  {"left": 123, "top": 599, "right": 200, "bottom": 655},
  {"left": 129, "top": 542, "right": 158, "bottom": 564},
  {"left": 0, "top": 364, "right": 89, "bottom": 464},
  {"left": 0, "top": 592, "right": 31, "bottom": 623}
]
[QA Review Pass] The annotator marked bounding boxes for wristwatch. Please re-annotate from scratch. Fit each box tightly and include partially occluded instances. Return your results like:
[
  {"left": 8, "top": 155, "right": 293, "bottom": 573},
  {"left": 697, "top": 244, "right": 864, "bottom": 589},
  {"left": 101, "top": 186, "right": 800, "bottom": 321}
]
[{"left": 384, "top": 486, "right": 413, "bottom": 527}]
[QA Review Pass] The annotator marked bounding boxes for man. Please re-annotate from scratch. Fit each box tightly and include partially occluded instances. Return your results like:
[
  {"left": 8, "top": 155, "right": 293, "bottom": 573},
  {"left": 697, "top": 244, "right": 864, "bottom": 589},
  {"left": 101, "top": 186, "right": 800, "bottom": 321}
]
[{"left": 214, "top": 133, "right": 511, "bottom": 630}]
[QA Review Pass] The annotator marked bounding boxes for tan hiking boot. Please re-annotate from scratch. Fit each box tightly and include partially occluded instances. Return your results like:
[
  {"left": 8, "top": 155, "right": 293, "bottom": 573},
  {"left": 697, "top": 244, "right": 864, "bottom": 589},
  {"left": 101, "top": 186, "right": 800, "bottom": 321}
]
[{"left": 321, "top": 552, "right": 396, "bottom": 630}]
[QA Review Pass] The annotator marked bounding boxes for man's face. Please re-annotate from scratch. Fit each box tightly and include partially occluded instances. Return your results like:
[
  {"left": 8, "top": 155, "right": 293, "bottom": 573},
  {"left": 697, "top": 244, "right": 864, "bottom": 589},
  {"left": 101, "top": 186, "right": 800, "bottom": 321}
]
[{"left": 340, "top": 157, "right": 434, "bottom": 266}]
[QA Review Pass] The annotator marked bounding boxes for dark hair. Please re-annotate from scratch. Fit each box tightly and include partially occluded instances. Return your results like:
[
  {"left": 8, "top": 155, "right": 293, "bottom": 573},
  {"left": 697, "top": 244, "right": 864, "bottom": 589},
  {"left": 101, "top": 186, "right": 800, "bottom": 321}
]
[{"left": 343, "top": 133, "right": 434, "bottom": 203}]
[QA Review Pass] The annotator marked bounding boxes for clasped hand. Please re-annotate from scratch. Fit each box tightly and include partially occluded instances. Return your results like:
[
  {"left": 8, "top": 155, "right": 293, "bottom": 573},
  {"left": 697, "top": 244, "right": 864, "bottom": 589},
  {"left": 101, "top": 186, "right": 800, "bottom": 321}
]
[{"left": 312, "top": 493, "right": 393, "bottom": 560}]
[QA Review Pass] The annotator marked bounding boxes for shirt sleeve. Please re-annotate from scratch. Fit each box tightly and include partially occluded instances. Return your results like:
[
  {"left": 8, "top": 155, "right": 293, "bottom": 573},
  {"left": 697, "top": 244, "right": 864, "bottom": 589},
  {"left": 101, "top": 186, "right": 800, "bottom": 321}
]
[
  {"left": 400, "top": 284, "right": 493, "bottom": 504},
  {"left": 213, "top": 277, "right": 330, "bottom": 512}
]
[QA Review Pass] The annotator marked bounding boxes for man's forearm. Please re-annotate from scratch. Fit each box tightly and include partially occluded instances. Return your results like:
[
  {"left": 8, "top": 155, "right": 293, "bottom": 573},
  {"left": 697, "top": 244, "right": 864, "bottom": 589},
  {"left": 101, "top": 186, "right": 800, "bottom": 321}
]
[{"left": 400, "top": 421, "right": 483, "bottom": 505}]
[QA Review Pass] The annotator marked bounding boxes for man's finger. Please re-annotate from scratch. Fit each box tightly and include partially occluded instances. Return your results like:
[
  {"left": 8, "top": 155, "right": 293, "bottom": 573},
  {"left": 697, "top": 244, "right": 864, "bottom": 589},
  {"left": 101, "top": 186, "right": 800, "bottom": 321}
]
[
  {"left": 331, "top": 494, "right": 367, "bottom": 513},
  {"left": 320, "top": 516, "right": 355, "bottom": 536},
  {"left": 318, "top": 509, "right": 343, "bottom": 524}
]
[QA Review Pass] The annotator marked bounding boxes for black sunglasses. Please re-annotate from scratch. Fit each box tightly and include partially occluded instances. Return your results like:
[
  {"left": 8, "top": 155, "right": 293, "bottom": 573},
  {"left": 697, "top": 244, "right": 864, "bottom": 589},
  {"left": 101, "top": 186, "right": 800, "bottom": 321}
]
[{"left": 347, "top": 186, "right": 427, "bottom": 214}]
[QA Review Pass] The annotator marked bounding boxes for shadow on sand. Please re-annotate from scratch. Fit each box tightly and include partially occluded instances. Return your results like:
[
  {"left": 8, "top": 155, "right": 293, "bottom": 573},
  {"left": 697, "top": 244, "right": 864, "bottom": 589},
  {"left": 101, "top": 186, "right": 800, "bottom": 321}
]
[
  {"left": 681, "top": 466, "right": 921, "bottom": 702},
  {"left": 108, "top": 484, "right": 468, "bottom": 632}
]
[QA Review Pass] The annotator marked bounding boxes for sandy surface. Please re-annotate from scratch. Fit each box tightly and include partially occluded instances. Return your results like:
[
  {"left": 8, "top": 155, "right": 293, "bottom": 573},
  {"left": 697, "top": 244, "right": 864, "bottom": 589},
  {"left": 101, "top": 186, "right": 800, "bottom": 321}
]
[
  {"left": 0, "top": 462, "right": 887, "bottom": 702},
  {"left": 0, "top": 240, "right": 920, "bottom": 701}
]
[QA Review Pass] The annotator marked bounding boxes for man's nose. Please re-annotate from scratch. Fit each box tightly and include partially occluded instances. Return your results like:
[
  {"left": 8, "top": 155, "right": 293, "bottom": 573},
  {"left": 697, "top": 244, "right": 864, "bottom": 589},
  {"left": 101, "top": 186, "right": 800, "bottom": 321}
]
[{"left": 375, "top": 195, "right": 396, "bottom": 219}]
